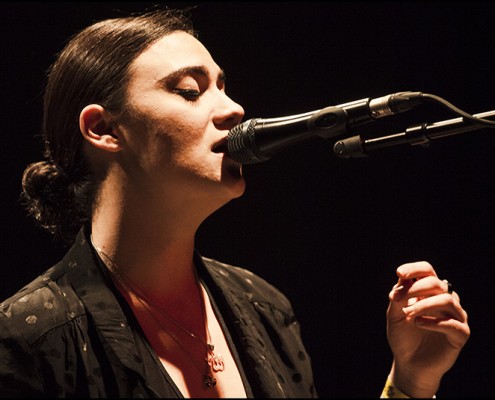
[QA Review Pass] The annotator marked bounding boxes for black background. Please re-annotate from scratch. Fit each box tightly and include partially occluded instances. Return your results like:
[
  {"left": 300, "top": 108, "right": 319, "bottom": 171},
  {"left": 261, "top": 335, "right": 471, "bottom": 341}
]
[{"left": 2, "top": 2, "right": 495, "bottom": 398}]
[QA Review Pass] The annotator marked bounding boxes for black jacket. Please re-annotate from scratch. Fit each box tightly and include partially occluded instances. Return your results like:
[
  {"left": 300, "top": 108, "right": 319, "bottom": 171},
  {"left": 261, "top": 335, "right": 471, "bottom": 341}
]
[{"left": 0, "top": 226, "right": 317, "bottom": 398}]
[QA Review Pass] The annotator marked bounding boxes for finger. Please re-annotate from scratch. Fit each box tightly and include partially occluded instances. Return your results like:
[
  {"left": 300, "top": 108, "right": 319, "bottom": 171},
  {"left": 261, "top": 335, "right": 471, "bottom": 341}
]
[
  {"left": 389, "top": 275, "right": 451, "bottom": 303},
  {"left": 402, "top": 293, "right": 467, "bottom": 321},
  {"left": 396, "top": 261, "right": 438, "bottom": 281},
  {"left": 414, "top": 317, "right": 471, "bottom": 348},
  {"left": 405, "top": 276, "right": 453, "bottom": 298}
]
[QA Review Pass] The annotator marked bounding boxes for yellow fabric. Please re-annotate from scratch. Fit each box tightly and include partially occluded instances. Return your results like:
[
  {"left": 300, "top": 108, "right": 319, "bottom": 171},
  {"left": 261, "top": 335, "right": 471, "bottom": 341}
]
[{"left": 380, "top": 377, "right": 410, "bottom": 398}]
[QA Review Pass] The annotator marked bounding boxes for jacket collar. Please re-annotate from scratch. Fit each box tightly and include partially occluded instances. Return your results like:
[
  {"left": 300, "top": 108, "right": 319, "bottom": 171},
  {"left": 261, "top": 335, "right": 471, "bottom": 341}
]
[{"left": 61, "top": 226, "right": 148, "bottom": 378}]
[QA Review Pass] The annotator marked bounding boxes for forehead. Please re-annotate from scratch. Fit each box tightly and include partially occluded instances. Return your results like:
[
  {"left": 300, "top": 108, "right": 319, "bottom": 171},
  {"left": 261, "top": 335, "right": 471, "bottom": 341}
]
[{"left": 129, "top": 31, "right": 220, "bottom": 81}]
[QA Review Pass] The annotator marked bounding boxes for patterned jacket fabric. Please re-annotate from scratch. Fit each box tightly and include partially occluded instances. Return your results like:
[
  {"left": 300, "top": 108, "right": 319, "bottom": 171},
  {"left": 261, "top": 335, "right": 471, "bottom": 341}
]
[{"left": 0, "top": 226, "right": 317, "bottom": 398}]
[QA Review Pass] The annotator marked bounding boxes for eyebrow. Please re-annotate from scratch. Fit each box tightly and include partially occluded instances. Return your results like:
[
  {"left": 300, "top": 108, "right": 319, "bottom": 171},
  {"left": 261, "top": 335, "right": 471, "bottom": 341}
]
[{"left": 159, "top": 66, "right": 226, "bottom": 86}]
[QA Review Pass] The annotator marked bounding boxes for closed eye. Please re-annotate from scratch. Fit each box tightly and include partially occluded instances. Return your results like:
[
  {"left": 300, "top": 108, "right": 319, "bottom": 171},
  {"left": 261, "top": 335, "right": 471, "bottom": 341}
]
[{"left": 173, "top": 88, "right": 200, "bottom": 101}]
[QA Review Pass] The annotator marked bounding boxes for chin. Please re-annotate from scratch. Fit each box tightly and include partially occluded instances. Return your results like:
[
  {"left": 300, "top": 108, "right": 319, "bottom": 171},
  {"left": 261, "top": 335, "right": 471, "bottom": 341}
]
[
  {"left": 225, "top": 175, "right": 246, "bottom": 199},
  {"left": 212, "top": 160, "right": 244, "bottom": 197}
]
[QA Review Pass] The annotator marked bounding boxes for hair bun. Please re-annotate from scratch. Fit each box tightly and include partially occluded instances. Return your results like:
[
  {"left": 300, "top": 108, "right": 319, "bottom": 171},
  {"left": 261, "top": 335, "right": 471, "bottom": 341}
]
[
  {"left": 21, "top": 160, "right": 71, "bottom": 234},
  {"left": 22, "top": 160, "right": 69, "bottom": 200}
]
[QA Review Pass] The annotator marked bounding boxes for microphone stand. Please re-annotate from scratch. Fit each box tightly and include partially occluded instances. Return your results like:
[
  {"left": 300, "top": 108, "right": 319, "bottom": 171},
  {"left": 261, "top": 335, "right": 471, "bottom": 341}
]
[{"left": 333, "top": 109, "right": 495, "bottom": 158}]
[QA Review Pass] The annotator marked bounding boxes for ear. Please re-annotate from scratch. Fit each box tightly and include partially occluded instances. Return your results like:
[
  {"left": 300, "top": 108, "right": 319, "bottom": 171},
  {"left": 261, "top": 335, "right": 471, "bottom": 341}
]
[{"left": 79, "top": 104, "right": 120, "bottom": 153}]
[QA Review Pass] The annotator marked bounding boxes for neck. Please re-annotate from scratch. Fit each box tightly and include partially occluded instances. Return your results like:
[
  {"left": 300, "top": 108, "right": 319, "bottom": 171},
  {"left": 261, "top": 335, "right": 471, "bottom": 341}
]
[
  {"left": 90, "top": 179, "right": 203, "bottom": 306},
  {"left": 92, "top": 227, "right": 201, "bottom": 306}
]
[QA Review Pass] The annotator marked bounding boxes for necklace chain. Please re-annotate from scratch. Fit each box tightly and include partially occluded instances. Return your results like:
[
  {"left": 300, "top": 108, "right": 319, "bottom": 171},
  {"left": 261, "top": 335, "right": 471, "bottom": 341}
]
[{"left": 90, "top": 236, "right": 225, "bottom": 387}]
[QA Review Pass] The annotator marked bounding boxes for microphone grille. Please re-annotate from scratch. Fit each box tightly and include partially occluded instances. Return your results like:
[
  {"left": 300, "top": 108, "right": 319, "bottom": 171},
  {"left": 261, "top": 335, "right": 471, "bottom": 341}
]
[{"left": 227, "top": 118, "right": 268, "bottom": 164}]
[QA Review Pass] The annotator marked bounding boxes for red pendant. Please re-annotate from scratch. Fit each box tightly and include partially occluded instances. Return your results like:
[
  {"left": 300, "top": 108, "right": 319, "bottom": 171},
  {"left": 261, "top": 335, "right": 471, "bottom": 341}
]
[{"left": 208, "top": 351, "right": 225, "bottom": 372}]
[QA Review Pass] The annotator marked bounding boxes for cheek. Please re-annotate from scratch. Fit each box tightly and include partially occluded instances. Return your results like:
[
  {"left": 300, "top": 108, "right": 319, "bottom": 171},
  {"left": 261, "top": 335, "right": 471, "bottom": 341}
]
[
  {"left": 159, "top": 115, "right": 207, "bottom": 154},
  {"left": 144, "top": 121, "right": 207, "bottom": 176},
  {"left": 118, "top": 106, "right": 209, "bottom": 171},
  {"left": 117, "top": 117, "right": 174, "bottom": 173}
]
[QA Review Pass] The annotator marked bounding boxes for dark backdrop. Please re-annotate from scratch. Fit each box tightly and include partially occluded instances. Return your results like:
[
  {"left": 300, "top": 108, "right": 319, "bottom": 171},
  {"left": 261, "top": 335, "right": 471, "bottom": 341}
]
[{"left": 2, "top": 2, "right": 494, "bottom": 398}]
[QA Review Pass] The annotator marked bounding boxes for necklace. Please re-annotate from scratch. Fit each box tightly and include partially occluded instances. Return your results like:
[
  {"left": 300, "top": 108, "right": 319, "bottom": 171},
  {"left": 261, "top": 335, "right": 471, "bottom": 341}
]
[{"left": 90, "top": 237, "right": 225, "bottom": 387}]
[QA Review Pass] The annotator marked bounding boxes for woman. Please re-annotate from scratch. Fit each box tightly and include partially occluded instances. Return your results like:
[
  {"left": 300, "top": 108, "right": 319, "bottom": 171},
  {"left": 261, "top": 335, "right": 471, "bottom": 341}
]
[{"left": 0, "top": 7, "right": 469, "bottom": 398}]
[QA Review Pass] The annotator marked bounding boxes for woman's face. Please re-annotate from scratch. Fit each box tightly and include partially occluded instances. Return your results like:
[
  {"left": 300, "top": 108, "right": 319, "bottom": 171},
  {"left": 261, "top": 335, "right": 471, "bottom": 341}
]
[{"left": 114, "top": 31, "right": 246, "bottom": 210}]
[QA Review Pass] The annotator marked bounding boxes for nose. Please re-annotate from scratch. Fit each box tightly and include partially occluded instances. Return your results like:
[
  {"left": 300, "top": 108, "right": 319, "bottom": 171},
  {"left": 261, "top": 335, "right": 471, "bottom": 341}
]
[{"left": 213, "top": 92, "right": 245, "bottom": 130}]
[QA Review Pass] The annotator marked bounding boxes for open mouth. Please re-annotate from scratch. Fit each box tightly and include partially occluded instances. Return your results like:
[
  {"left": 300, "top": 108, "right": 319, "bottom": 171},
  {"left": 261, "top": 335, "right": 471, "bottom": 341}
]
[{"left": 212, "top": 139, "right": 228, "bottom": 154}]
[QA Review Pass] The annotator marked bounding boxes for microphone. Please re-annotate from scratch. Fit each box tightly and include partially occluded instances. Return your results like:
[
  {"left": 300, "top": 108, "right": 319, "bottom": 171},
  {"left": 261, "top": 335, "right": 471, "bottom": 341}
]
[{"left": 227, "top": 91, "right": 423, "bottom": 164}]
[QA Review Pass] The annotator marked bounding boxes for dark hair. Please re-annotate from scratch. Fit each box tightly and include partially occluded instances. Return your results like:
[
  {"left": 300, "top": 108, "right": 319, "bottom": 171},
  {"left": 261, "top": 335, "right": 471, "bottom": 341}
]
[{"left": 21, "top": 7, "right": 195, "bottom": 244}]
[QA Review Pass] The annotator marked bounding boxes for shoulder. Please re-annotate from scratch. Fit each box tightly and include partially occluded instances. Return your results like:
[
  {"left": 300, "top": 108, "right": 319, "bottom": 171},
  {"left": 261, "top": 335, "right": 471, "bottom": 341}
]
[
  {"left": 0, "top": 263, "right": 85, "bottom": 345},
  {"left": 0, "top": 227, "right": 105, "bottom": 345}
]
